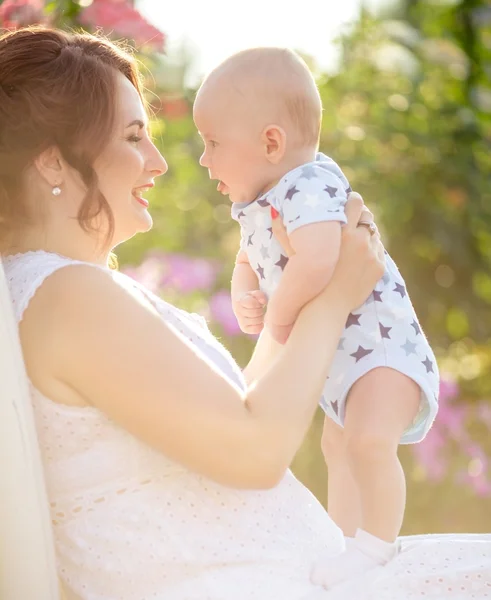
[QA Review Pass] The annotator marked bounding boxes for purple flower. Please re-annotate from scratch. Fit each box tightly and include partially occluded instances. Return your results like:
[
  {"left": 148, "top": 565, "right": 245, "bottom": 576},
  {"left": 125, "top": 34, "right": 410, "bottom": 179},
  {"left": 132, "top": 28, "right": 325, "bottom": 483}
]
[
  {"left": 209, "top": 290, "right": 241, "bottom": 336},
  {"left": 123, "top": 252, "right": 219, "bottom": 295},
  {"left": 164, "top": 254, "right": 219, "bottom": 293},
  {"left": 412, "top": 427, "right": 448, "bottom": 481},
  {"left": 412, "top": 376, "right": 491, "bottom": 496},
  {"left": 122, "top": 255, "right": 167, "bottom": 294}
]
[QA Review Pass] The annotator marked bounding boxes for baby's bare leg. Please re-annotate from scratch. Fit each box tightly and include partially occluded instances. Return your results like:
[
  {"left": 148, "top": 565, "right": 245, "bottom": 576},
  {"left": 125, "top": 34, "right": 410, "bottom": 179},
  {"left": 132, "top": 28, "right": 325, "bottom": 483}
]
[
  {"left": 344, "top": 367, "right": 420, "bottom": 542},
  {"left": 321, "top": 416, "right": 361, "bottom": 537},
  {"left": 311, "top": 368, "right": 420, "bottom": 589}
]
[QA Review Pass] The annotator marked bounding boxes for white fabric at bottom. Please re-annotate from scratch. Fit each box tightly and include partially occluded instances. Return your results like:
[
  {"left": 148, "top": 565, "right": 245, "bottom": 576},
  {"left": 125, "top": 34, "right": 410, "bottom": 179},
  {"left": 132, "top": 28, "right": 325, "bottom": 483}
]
[
  {"left": 2, "top": 250, "right": 491, "bottom": 600},
  {"left": 308, "top": 535, "right": 491, "bottom": 600}
]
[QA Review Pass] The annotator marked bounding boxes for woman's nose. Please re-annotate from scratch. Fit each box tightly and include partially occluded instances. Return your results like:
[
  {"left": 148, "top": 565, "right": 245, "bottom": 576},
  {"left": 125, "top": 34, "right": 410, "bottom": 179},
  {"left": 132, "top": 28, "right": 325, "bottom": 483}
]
[{"left": 148, "top": 144, "right": 168, "bottom": 176}]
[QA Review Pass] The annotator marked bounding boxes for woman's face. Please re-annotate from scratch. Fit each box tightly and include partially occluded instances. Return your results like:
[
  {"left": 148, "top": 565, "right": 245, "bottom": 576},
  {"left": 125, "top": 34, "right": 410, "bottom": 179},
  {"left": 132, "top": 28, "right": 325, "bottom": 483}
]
[{"left": 94, "top": 73, "right": 168, "bottom": 245}]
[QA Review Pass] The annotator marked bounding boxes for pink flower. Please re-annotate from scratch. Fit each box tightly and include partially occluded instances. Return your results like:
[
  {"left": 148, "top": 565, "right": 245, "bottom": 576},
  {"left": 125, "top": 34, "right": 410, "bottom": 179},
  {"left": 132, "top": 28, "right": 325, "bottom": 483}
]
[
  {"left": 412, "top": 426, "right": 448, "bottom": 481},
  {"left": 412, "top": 377, "right": 491, "bottom": 496},
  {"left": 164, "top": 254, "right": 219, "bottom": 293},
  {"left": 122, "top": 255, "right": 168, "bottom": 294},
  {"left": 0, "top": 0, "right": 44, "bottom": 29},
  {"left": 124, "top": 252, "right": 219, "bottom": 295},
  {"left": 209, "top": 290, "right": 241, "bottom": 336},
  {"left": 477, "top": 401, "right": 491, "bottom": 429},
  {"left": 79, "top": 0, "right": 165, "bottom": 52},
  {"left": 439, "top": 378, "right": 459, "bottom": 402},
  {"left": 456, "top": 470, "right": 491, "bottom": 498}
]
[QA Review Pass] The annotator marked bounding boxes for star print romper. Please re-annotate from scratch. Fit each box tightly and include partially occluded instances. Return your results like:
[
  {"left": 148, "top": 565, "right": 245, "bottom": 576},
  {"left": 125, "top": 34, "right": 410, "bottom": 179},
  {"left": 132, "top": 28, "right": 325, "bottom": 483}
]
[{"left": 232, "top": 153, "right": 439, "bottom": 443}]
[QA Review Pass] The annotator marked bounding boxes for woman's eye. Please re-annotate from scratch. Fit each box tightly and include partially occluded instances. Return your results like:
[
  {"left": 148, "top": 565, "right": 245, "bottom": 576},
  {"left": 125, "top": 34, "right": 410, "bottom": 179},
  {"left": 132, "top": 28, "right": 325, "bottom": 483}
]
[
  {"left": 209, "top": 141, "right": 218, "bottom": 148},
  {"left": 128, "top": 135, "right": 142, "bottom": 144}
]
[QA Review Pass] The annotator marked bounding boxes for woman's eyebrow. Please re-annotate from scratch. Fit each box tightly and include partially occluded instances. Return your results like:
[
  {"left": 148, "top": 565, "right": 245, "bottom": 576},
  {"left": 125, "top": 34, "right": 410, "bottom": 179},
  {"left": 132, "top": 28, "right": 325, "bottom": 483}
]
[{"left": 126, "top": 119, "right": 146, "bottom": 129}]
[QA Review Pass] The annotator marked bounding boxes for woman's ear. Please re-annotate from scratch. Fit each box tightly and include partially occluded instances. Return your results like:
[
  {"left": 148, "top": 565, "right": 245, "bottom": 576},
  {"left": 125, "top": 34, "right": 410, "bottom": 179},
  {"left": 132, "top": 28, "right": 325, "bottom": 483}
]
[
  {"left": 33, "top": 146, "right": 64, "bottom": 188},
  {"left": 262, "top": 124, "right": 287, "bottom": 165}
]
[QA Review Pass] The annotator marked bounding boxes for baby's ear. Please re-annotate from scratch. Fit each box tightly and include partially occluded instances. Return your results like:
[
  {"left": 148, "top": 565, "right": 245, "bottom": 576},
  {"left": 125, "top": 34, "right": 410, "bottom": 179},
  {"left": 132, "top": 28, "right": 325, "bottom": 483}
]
[{"left": 261, "top": 124, "right": 286, "bottom": 164}]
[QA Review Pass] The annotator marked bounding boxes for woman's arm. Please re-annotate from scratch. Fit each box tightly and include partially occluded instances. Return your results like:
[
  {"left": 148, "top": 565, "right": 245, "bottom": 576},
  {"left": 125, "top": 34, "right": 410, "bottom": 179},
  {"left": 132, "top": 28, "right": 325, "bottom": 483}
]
[{"left": 21, "top": 196, "right": 383, "bottom": 490}]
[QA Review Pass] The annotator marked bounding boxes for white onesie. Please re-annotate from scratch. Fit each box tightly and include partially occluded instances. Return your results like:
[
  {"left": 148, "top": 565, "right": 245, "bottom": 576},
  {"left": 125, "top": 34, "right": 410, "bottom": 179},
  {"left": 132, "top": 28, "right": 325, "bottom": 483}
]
[{"left": 232, "top": 153, "right": 439, "bottom": 443}]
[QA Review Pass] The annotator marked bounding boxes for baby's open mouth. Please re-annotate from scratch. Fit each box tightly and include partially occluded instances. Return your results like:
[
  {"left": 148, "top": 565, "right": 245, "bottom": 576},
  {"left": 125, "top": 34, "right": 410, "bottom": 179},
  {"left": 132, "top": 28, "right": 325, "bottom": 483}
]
[{"left": 217, "top": 180, "right": 229, "bottom": 195}]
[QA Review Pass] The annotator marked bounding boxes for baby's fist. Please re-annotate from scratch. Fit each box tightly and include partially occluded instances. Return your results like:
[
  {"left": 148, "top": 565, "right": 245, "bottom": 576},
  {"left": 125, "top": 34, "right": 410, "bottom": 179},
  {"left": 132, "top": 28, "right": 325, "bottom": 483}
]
[{"left": 233, "top": 290, "right": 267, "bottom": 335}]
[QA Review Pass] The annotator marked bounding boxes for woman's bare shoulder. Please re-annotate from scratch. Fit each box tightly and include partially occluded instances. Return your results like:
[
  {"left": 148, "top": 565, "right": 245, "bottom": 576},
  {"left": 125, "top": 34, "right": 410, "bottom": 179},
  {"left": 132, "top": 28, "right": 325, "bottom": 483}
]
[{"left": 19, "top": 263, "right": 157, "bottom": 401}]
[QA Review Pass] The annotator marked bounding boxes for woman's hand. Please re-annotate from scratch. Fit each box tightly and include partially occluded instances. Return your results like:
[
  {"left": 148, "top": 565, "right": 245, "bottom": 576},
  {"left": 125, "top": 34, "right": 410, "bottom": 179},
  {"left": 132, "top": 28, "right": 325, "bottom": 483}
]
[{"left": 270, "top": 207, "right": 295, "bottom": 257}]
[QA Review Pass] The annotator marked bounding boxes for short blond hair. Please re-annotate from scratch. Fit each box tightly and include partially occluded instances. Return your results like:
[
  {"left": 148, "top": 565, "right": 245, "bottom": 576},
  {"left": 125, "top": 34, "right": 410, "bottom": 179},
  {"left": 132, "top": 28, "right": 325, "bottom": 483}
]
[{"left": 204, "top": 47, "right": 322, "bottom": 148}]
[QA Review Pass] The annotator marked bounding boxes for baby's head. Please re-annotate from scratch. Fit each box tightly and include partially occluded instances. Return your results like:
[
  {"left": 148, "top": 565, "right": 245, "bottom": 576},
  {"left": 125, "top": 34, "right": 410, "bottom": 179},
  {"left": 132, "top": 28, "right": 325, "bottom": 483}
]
[{"left": 193, "top": 47, "right": 322, "bottom": 204}]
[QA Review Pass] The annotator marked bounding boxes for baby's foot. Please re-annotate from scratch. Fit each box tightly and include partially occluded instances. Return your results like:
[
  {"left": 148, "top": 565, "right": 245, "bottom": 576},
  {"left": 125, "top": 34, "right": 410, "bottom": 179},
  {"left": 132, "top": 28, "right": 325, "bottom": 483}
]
[{"left": 311, "top": 529, "right": 399, "bottom": 589}]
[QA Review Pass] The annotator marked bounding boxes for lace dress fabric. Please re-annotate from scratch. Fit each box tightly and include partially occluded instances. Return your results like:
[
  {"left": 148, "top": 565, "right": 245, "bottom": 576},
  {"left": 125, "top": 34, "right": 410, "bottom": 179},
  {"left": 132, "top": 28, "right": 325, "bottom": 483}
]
[{"left": 3, "top": 250, "right": 491, "bottom": 600}]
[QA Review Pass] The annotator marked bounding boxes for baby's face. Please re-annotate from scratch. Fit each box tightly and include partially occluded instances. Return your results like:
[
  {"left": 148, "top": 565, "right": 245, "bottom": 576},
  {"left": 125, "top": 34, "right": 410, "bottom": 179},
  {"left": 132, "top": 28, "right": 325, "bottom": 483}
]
[{"left": 193, "top": 82, "right": 274, "bottom": 204}]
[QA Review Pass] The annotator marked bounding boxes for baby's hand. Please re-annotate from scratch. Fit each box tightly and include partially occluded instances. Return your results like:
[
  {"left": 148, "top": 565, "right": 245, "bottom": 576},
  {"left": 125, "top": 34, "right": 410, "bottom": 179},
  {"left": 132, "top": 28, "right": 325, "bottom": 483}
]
[
  {"left": 233, "top": 290, "right": 267, "bottom": 335},
  {"left": 267, "top": 322, "right": 294, "bottom": 345}
]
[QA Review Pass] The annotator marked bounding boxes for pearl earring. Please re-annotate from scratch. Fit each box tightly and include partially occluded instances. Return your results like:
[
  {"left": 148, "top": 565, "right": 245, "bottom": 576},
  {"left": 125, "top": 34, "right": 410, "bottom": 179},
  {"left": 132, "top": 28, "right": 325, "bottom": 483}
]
[{"left": 52, "top": 186, "right": 61, "bottom": 196}]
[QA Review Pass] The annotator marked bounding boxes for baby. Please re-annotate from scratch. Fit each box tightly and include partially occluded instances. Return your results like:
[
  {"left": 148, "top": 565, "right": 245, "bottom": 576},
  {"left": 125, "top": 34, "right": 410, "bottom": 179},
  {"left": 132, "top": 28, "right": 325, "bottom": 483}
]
[{"left": 193, "top": 47, "right": 439, "bottom": 587}]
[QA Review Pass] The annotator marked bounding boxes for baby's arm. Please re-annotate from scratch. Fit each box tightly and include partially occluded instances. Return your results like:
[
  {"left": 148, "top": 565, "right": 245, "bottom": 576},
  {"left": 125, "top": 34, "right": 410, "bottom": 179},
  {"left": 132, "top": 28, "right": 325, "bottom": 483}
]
[
  {"left": 266, "top": 221, "right": 342, "bottom": 344},
  {"left": 232, "top": 250, "right": 267, "bottom": 335},
  {"left": 232, "top": 250, "right": 259, "bottom": 301}
]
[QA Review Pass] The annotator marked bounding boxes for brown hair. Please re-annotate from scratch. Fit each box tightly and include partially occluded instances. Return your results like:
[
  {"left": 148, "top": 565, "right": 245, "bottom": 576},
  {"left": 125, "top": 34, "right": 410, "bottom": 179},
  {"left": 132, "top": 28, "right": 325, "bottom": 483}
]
[{"left": 0, "top": 26, "right": 144, "bottom": 252}]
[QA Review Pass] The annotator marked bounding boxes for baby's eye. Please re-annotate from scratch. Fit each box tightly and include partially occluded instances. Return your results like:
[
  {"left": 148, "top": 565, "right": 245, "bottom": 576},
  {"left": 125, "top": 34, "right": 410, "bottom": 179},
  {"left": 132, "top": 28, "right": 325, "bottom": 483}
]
[{"left": 209, "top": 140, "right": 218, "bottom": 148}]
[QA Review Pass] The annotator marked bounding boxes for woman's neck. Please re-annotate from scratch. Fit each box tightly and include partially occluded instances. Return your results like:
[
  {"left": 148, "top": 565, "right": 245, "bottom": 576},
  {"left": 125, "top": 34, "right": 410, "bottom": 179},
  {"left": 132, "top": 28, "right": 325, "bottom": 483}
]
[{"left": 6, "top": 227, "right": 111, "bottom": 266}]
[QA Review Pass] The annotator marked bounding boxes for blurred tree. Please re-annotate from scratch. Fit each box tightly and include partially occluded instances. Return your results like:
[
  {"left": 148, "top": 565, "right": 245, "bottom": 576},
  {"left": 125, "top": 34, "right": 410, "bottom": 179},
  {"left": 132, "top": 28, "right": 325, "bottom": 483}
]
[{"left": 317, "top": 0, "right": 491, "bottom": 397}]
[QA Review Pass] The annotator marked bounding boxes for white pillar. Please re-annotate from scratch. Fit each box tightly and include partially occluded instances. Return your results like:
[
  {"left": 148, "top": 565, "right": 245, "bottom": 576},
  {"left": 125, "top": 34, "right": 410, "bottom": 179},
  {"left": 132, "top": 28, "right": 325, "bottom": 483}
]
[{"left": 0, "top": 262, "right": 60, "bottom": 600}]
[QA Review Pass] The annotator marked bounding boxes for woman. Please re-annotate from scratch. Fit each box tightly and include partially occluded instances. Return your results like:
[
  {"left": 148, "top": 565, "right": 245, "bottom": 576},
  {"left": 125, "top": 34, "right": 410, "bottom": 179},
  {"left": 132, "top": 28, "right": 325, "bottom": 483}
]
[{"left": 0, "top": 27, "right": 489, "bottom": 600}]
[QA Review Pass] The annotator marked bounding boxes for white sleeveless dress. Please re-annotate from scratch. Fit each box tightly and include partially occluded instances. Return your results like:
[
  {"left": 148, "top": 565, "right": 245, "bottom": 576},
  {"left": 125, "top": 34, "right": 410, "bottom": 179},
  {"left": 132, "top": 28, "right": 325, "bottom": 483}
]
[{"left": 3, "top": 250, "right": 491, "bottom": 600}]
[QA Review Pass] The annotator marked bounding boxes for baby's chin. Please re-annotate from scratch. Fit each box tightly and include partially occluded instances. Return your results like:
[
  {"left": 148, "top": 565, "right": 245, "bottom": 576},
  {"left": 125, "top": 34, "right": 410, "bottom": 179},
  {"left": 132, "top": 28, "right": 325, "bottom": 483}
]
[{"left": 229, "top": 190, "right": 260, "bottom": 205}]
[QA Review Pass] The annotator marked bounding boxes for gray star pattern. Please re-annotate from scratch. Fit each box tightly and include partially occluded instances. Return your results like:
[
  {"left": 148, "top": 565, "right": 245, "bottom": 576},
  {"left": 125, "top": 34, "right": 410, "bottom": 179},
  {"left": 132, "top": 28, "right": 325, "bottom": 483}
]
[
  {"left": 422, "top": 356, "right": 434, "bottom": 373},
  {"left": 411, "top": 320, "right": 421, "bottom": 336},
  {"left": 256, "top": 264, "right": 265, "bottom": 279},
  {"left": 300, "top": 165, "right": 317, "bottom": 180},
  {"left": 260, "top": 245, "right": 270, "bottom": 260},
  {"left": 324, "top": 185, "right": 338, "bottom": 198},
  {"left": 379, "top": 323, "right": 392, "bottom": 339},
  {"left": 285, "top": 185, "right": 300, "bottom": 201},
  {"left": 337, "top": 337, "right": 346, "bottom": 351},
  {"left": 267, "top": 227, "right": 273, "bottom": 239},
  {"left": 382, "top": 271, "right": 391, "bottom": 285},
  {"left": 346, "top": 313, "right": 361, "bottom": 328},
  {"left": 237, "top": 211, "right": 246, "bottom": 219},
  {"left": 331, "top": 400, "right": 339, "bottom": 415},
  {"left": 275, "top": 254, "right": 289, "bottom": 270},
  {"left": 366, "top": 290, "right": 383, "bottom": 304},
  {"left": 257, "top": 198, "right": 269, "bottom": 207},
  {"left": 247, "top": 231, "right": 255, "bottom": 246},
  {"left": 394, "top": 282, "right": 407, "bottom": 298},
  {"left": 350, "top": 345, "right": 374, "bottom": 362},
  {"left": 401, "top": 338, "right": 418, "bottom": 356}
]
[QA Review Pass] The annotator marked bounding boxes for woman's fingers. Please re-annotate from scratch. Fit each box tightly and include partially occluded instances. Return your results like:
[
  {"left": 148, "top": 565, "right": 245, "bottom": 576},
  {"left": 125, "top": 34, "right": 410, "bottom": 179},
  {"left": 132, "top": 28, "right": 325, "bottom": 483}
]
[
  {"left": 344, "top": 192, "right": 365, "bottom": 229},
  {"left": 345, "top": 192, "right": 376, "bottom": 233},
  {"left": 329, "top": 192, "right": 386, "bottom": 309},
  {"left": 271, "top": 207, "right": 295, "bottom": 257}
]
